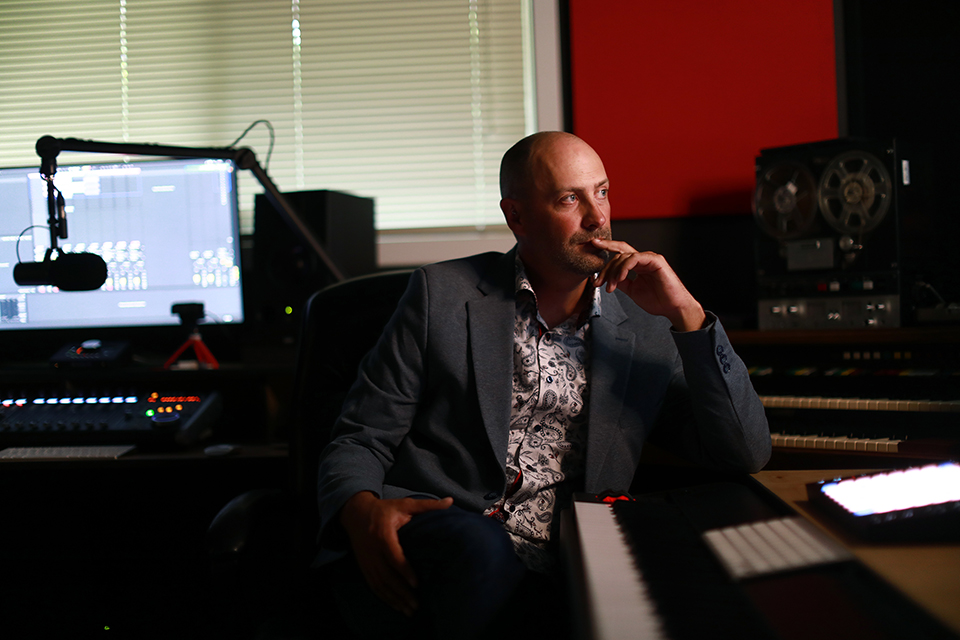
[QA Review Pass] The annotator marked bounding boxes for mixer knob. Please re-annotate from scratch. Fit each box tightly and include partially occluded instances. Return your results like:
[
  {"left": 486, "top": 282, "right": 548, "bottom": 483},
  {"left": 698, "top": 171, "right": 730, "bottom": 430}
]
[{"left": 150, "top": 412, "right": 182, "bottom": 429}]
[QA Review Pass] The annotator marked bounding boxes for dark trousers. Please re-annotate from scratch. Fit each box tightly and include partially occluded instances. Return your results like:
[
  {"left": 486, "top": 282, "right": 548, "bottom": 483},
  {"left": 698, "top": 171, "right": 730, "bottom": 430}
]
[{"left": 322, "top": 506, "right": 571, "bottom": 640}]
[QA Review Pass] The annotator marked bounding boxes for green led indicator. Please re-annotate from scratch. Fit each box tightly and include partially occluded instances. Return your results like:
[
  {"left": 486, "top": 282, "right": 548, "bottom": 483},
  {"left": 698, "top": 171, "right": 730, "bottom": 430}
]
[
  {"left": 284, "top": 305, "right": 294, "bottom": 315},
  {"left": 145, "top": 409, "right": 155, "bottom": 417}
]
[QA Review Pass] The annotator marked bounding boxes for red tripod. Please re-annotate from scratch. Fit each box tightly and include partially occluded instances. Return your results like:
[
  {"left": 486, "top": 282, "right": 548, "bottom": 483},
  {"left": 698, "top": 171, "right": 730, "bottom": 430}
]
[
  {"left": 164, "top": 302, "right": 220, "bottom": 370},
  {"left": 164, "top": 327, "right": 219, "bottom": 369}
]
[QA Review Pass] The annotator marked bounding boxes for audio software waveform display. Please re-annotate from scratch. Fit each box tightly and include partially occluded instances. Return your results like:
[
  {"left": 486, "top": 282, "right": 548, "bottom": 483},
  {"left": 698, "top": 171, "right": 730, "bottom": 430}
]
[{"left": 0, "top": 157, "right": 244, "bottom": 330}]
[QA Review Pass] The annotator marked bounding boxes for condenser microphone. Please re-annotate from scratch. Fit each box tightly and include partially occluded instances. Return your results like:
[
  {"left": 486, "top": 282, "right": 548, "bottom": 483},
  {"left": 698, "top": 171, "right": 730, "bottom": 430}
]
[{"left": 13, "top": 252, "right": 108, "bottom": 291}]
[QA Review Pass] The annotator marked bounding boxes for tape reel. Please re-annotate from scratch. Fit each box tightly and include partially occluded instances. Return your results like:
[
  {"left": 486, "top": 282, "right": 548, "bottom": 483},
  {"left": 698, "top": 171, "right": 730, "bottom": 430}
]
[
  {"left": 754, "top": 146, "right": 893, "bottom": 240},
  {"left": 817, "top": 150, "right": 892, "bottom": 234},
  {"left": 753, "top": 162, "right": 819, "bottom": 239}
]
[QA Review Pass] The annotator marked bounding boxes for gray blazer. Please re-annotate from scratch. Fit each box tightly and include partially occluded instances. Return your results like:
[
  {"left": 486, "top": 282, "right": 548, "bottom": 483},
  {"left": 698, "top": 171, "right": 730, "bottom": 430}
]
[{"left": 316, "top": 249, "right": 771, "bottom": 551}]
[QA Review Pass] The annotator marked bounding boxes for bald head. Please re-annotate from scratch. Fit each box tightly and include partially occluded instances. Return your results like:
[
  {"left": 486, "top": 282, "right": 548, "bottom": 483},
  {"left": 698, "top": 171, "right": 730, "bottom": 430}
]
[
  {"left": 498, "top": 131, "right": 611, "bottom": 281},
  {"left": 499, "top": 131, "right": 585, "bottom": 201}
]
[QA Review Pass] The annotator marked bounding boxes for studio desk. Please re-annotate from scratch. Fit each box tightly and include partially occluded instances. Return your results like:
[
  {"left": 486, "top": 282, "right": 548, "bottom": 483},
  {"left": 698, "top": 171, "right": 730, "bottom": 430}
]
[
  {"left": 564, "top": 467, "right": 960, "bottom": 640},
  {"left": 728, "top": 326, "right": 960, "bottom": 468}
]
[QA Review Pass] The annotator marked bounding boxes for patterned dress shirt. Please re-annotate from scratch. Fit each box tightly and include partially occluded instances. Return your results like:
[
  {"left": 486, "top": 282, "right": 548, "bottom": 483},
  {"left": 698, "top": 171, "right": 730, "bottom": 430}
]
[{"left": 483, "top": 256, "right": 601, "bottom": 573}]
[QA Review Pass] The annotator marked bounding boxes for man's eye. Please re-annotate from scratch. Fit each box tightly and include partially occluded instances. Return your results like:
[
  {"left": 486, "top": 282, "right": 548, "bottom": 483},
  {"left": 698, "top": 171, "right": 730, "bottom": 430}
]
[
  {"left": 598, "top": 188, "right": 608, "bottom": 198},
  {"left": 561, "top": 194, "right": 577, "bottom": 203}
]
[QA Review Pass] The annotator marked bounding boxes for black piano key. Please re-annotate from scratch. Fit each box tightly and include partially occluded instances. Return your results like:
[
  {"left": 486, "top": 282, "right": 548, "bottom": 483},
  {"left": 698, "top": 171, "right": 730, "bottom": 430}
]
[{"left": 613, "top": 498, "right": 779, "bottom": 640}]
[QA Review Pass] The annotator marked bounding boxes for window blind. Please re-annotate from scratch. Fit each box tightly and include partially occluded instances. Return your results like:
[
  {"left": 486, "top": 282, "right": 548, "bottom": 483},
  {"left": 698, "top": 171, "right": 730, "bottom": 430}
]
[{"left": 0, "top": 0, "right": 531, "bottom": 235}]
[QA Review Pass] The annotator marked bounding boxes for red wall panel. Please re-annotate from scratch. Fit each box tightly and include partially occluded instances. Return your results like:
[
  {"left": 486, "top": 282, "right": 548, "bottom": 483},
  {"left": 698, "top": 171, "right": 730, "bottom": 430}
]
[{"left": 569, "top": 1, "right": 838, "bottom": 219}]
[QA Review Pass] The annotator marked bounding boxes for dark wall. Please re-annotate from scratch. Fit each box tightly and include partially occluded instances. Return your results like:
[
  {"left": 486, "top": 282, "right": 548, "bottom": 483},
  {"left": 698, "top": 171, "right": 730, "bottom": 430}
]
[
  {"left": 839, "top": 0, "right": 960, "bottom": 304},
  {"left": 613, "top": 216, "right": 758, "bottom": 330}
]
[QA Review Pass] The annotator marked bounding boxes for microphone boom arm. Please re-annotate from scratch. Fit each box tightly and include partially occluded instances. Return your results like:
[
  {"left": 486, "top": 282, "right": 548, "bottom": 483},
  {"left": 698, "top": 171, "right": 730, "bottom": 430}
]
[{"left": 36, "top": 135, "right": 345, "bottom": 282}]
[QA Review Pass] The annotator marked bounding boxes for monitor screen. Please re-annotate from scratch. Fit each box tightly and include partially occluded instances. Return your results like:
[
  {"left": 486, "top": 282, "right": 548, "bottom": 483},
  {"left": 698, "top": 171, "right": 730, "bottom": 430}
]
[{"left": 0, "top": 157, "right": 244, "bottom": 335}]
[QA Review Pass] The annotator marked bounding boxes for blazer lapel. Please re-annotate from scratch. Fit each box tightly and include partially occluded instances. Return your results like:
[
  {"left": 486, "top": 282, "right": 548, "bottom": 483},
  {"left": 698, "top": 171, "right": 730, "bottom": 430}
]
[
  {"left": 585, "top": 291, "right": 636, "bottom": 490},
  {"left": 468, "top": 250, "right": 516, "bottom": 473}
]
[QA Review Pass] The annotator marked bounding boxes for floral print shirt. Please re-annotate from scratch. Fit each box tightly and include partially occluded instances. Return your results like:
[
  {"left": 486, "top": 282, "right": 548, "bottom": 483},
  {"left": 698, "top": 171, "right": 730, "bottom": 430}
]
[{"left": 483, "top": 256, "right": 601, "bottom": 573}]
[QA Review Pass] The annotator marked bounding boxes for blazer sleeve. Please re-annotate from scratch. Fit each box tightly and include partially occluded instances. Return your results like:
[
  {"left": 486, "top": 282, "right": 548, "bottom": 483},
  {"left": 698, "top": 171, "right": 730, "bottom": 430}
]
[
  {"left": 649, "top": 313, "right": 772, "bottom": 473},
  {"left": 315, "top": 267, "right": 431, "bottom": 547}
]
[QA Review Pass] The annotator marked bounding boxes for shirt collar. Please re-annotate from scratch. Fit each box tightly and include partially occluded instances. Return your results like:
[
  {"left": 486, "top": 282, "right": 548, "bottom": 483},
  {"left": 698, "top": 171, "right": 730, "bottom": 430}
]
[{"left": 514, "top": 254, "right": 602, "bottom": 326}]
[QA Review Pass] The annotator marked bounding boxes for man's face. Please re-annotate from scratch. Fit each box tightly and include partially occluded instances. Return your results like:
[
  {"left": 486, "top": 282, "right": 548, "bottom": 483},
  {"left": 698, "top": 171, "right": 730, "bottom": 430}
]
[{"left": 506, "top": 135, "right": 612, "bottom": 280}]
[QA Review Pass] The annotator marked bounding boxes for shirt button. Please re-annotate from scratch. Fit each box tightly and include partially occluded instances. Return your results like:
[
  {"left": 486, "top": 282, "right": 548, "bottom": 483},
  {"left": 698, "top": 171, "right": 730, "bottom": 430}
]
[
  {"left": 484, "top": 492, "right": 499, "bottom": 501},
  {"left": 546, "top": 376, "right": 554, "bottom": 383}
]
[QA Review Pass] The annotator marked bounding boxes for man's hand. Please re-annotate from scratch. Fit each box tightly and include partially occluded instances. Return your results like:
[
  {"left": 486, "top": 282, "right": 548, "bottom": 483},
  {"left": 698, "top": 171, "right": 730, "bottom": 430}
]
[
  {"left": 589, "top": 238, "right": 706, "bottom": 332},
  {"left": 338, "top": 491, "right": 454, "bottom": 617}
]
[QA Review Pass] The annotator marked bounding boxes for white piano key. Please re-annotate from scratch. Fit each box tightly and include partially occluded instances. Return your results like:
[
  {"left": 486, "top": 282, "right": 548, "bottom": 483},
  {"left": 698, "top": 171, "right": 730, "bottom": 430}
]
[
  {"left": 824, "top": 436, "right": 849, "bottom": 450},
  {"left": 573, "top": 501, "right": 668, "bottom": 640},
  {"left": 865, "top": 438, "right": 893, "bottom": 453},
  {"left": 843, "top": 438, "right": 861, "bottom": 452},
  {"left": 880, "top": 439, "right": 902, "bottom": 453},
  {"left": 800, "top": 435, "right": 821, "bottom": 448}
]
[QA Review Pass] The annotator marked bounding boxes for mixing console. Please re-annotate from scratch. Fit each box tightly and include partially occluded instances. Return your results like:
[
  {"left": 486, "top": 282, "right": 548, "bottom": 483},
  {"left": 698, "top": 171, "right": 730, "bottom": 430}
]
[{"left": 0, "top": 389, "right": 221, "bottom": 449}]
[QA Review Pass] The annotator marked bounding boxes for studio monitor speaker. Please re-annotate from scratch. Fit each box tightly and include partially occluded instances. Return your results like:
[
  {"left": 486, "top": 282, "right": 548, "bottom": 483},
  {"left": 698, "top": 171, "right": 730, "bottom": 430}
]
[{"left": 248, "top": 190, "right": 376, "bottom": 344}]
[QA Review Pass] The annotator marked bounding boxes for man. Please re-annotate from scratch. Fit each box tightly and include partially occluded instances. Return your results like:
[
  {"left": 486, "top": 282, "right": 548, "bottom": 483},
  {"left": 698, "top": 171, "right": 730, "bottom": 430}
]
[{"left": 316, "top": 132, "right": 771, "bottom": 638}]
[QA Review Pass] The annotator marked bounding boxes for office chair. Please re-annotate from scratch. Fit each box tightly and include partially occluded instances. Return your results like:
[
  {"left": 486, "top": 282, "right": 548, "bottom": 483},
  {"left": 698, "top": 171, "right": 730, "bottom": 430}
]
[{"left": 206, "top": 269, "right": 415, "bottom": 638}]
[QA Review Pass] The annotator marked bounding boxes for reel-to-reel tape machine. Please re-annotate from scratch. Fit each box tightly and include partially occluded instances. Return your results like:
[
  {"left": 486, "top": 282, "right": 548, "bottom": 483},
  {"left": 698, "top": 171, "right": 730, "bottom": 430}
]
[{"left": 753, "top": 137, "right": 912, "bottom": 330}]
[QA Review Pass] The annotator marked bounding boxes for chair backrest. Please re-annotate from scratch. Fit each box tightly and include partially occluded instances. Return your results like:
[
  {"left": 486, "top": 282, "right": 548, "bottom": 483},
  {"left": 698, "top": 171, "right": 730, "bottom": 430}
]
[{"left": 287, "top": 269, "right": 414, "bottom": 550}]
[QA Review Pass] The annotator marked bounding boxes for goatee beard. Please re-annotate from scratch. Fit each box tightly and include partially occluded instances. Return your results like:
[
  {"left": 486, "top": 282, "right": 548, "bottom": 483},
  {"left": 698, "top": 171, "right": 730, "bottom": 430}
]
[{"left": 565, "top": 228, "right": 612, "bottom": 276}]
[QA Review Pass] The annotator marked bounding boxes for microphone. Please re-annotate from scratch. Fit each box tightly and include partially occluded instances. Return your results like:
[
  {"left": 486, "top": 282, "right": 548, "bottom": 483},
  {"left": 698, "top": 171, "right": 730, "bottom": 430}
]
[
  {"left": 36, "top": 135, "right": 61, "bottom": 178},
  {"left": 13, "top": 252, "right": 108, "bottom": 291},
  {"left": 19, "top": 137, "right": 107, "bottom": 291}
]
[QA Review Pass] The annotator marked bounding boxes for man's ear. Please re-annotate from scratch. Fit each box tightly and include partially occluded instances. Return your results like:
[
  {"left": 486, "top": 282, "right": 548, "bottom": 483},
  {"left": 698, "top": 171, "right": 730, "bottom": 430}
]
[{"left": 500, "top": 197, "right": 525, "bottom": 236}]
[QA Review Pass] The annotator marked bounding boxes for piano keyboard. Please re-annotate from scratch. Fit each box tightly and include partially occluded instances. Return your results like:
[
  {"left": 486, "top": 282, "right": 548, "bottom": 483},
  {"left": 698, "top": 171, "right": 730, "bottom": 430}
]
[
  {"left": 567, "top": 494, "right": 782, "bottom": 640},
  {"left": 757, "top": 391, "right": 960, "bottom": 457},
  {"left": 769, "top": 432, "right": 902, "bottom": 453},
  {"left": 570, "top": 500, "right": 668, "bottom": 640},
  {"left": 0, "top": 444, "right": 136, "bottom": 460},
  {"left": 567, "top": 483, "right": 958, "bottom": 640},
  {"left": 760, "top": 395, "right": 960, "bottom": 413}
]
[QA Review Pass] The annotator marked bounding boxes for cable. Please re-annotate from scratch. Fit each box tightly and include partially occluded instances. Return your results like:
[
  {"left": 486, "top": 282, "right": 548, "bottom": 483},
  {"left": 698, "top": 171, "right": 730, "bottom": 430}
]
[
  {"left": 16, "top": 225, "right": 48, "bottom": 263},
  {"left": 228, "top": 120, "right": 275, "bottom": 171},
  {"left": 914, "top": 281, "right": 946, "bottom": 305}
]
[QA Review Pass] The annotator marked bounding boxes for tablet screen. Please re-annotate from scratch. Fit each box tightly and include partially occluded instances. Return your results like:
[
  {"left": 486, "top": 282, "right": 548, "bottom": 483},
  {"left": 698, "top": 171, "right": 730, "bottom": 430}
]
[{"left": 819, "top": 462, "right": 960, "bottom": 517}]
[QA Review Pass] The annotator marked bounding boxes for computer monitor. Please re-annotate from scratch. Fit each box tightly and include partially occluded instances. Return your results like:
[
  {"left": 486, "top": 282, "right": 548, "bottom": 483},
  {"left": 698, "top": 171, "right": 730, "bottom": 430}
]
[{"left": 0, "top": 157, "right": 244, "bottom": 347}]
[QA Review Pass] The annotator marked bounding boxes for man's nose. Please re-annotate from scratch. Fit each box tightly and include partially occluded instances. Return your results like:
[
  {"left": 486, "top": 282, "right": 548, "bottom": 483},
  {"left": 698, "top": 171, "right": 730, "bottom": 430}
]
[{"left": 582, "top": 199, "right": 606, "bottom": 230}]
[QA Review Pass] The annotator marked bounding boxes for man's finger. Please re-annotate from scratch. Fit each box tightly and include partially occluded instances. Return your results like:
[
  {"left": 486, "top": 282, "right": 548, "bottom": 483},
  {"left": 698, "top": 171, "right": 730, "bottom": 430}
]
[{"left": 403, "top": 496, "right": 454, "bottom": 515}]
